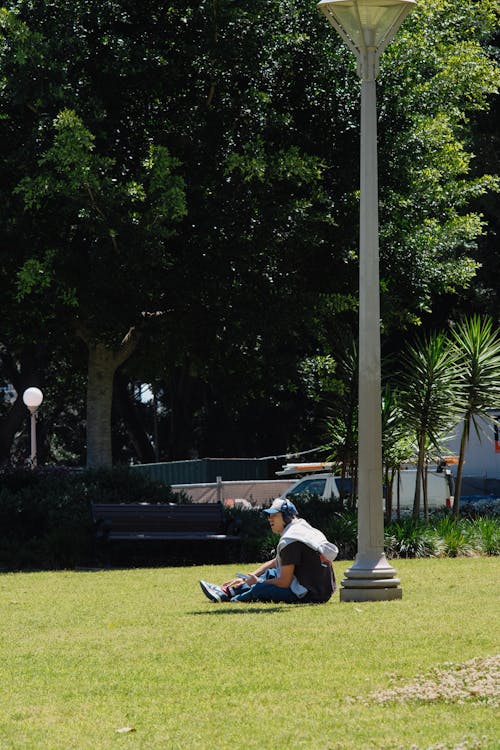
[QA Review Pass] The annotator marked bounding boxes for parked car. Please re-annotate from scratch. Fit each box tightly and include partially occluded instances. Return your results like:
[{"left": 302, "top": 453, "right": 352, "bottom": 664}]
[{"left": 277, "top": 463, "right": 454, "bottom": 513}]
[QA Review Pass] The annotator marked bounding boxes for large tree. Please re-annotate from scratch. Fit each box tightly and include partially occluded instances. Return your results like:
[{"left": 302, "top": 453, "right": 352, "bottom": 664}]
[
  {"left": 0, "top": 0, "right": 498, "bottom": 466},
  {"left": 0, "top": 3, "right": 186, "bottom": 466},
  {"left": 148, "top": 0, "right": 500, "bottom": 459},
  {"left": 15, "top": 110, "right": 186, "bottom": 467},
  {"left": 375, "top": 0, "right": 499, "bottom": 329}
]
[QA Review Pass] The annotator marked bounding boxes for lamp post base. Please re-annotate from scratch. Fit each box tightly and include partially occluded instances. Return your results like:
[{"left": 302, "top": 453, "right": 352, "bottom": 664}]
[
  {"left": 339, "top": 554, "right": 402, "bottom": 602},
  {"left": 340, "top": 586, "right": 402, "bottom": 602}
]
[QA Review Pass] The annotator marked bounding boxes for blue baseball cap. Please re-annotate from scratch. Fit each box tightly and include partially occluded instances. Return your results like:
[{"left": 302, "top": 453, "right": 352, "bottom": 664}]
[{"left": 263, "top": 498, "right": 298, "bottom": 516}]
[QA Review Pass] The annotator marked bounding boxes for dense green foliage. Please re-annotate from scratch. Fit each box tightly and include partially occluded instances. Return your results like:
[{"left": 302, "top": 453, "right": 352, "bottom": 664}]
[
  {"left": 0, "top": 0, "right": 498, "bottom": 466},
  {"left": 0, "top": 470, "right": 497, "bottom": 571},
  {"left": 0, "top": 466, "right": 187, "bottom": 569},
  {"left": 236, "top": 499, "right": 500, "bottom": 563}
]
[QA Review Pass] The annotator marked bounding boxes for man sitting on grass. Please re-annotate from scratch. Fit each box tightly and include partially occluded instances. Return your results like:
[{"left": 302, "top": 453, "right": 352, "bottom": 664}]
[{"left": 199, "top": 498, "right": 338, "bottom": 604}]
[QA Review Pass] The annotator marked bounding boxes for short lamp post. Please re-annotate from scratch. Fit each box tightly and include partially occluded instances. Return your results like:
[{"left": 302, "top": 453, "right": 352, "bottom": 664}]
[
  {"left": 22, "top": 387, "right": 44, "bottom": 468},
  {"left": 317, "top": 0, "right": 416, "bottom": 601}
]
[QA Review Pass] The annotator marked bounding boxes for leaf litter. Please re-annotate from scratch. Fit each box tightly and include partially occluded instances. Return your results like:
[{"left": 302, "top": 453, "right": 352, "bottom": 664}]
[{"left": 348, "top": 655, "right": 499, "bottom": 706}]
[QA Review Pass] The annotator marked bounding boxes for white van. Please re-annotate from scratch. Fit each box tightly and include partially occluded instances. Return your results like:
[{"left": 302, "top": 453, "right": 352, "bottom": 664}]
[
  {"left": 278, "top": 463, "right": 454, "bottom": 513},
  {"left": 389, "top": 469, "right": 454, "bottom": 512}
]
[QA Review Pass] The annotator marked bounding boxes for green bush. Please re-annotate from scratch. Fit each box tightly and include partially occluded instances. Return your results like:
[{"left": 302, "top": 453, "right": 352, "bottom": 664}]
[
  {"left": 225, "top": 500, "right": 357, "bottom": 561},
  {"left": 428, "top": 516, "right": 477, "bottom": 557},
  {"left": 322, "top": 511, "right": 358, "bottom": 560},
  {"left": 291, "top": 494, "right": 344, "bottom": 527},
  {"left": 1, "top": 469, "right": 498, "bottom": 570},
  {"left": 470, "top": 516, "right": 500, "bottom": 555},
  {"left": 0, "top": 466, "right": 188, "bottom": 570},
  {"left": 282, "top": 495, "right": 358, "bottom": 557},
  {"left": 385, "top": 519, "right": 442, "bottom": 559},
  {"left": 224, "top": 506, "right": 278, "bottom": 562},
  {"left": 229, "top": 501, "right": 500, "bottom": 562}
]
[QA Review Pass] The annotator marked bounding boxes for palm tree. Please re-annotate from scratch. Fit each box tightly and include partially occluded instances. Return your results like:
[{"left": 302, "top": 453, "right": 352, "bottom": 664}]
[
  {"left": 450, "top": 315, "right": 500, "bottom": 516},
  {"left": 398, "top": 332, "right": 461, "bottom": 519}
]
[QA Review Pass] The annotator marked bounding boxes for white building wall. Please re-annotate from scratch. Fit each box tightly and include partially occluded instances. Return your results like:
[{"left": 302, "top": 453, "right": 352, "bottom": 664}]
[{"left": 445, "top": 409, "right": 500, "bottom": 494}]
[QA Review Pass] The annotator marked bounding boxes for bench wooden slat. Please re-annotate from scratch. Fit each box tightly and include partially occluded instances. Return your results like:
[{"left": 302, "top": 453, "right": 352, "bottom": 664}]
[
  {"left": 107, "top": 532, "right": 235, "bottom": 541},
  {"left": 90, "top": 502, "right": 240, "bottom": 551}
]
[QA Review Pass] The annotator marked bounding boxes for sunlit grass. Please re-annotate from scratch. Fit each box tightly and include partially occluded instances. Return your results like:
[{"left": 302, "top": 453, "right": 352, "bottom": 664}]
[{"left": 0, "top": 558, "right": 498, "bottom": 749}]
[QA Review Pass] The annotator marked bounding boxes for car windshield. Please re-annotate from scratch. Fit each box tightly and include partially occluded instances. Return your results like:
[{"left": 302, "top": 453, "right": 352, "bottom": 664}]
[{"left": 288, "top": 478, "right": 327, "bottom": 497}]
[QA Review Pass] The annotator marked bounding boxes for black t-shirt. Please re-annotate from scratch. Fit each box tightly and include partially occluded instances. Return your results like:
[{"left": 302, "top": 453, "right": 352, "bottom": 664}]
[{"left": 280, "top": 541, "right": 336, "bottom": 603}]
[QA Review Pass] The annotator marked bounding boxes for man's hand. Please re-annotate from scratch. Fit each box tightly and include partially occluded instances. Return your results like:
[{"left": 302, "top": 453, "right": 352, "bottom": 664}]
[{"left": 222, "top": 573, "right": 258, "bottom": 588}]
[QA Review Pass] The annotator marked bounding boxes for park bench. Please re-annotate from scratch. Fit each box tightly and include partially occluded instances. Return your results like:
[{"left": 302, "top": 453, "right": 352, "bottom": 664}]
[{"left": 90, "top": 502, "right": 240, "bottom": 566}]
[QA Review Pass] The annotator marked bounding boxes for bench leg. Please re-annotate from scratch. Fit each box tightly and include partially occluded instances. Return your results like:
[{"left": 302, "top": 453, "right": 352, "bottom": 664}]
[{"left": 94, "top": 539, "right": 112, "bottom": 569}]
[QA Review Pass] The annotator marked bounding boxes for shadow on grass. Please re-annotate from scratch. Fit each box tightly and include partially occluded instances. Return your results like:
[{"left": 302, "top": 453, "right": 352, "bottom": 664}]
[{"left": 190, "top": 606, "right": 293, "bottom": 615}]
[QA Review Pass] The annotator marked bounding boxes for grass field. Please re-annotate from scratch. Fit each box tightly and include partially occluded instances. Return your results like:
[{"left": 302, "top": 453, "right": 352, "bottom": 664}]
[{"left": 0, "top": 557, "right": 498, "bottom": 750}]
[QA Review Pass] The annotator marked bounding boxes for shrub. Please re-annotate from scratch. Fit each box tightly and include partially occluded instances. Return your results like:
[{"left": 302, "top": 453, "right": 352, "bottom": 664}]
[
  {"left": 287, "top": 498, "right": 357, "bottom": 559},
  {"left": 429, "top": 517, "right": 478, "bottom": 557},
  {"left": 0, "top": 465, "right": 187, "bottom": 570},
  {"left": 224, "top": 507, "right": 273, "bottom": 562},
  {"left": 292, "top": 494, "right": 343, "bottom": 528},
  {"left": 2, "top": 467, "right": 497, "bottom": 570},
  {"left": 226, "top": 501, "right": 356, "bottom": 561},
  {"left": 465, "top": 516, "right": 500, "bottom": 556},
  {"left": 385, "top": 519, "right": 442, "bottom": 558},
  {"left": 323, "top": 511, "right": 358, "bottom": 559}
]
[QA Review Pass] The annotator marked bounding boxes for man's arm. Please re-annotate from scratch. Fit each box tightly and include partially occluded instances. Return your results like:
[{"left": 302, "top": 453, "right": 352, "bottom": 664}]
[
  {"left": 267, "top": 563, "right": 295, "bottom": 588},
  {"left": 223, "top": 557, "right": 277, "bottom": 588}
]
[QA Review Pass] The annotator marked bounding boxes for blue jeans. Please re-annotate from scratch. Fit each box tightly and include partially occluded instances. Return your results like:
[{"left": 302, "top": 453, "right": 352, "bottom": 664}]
[{"left": 230, "top": 568, "right": 300, "bottom": 603}]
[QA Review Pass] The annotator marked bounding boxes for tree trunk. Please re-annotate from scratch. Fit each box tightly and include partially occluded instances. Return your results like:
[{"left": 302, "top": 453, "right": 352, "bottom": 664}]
[
  {"left": 384, "top": 467, "right": 393, "bottom": 523},
  {"left": 86, "top": 342, "right": 115, "bottom": 468},
  {"left": 423, "top": 464, "right": 429, "bottom": 522},
  {"left": 453, "top": 419, "right": 468, "bottom": 516},
  {"left": 349, "top": 454, "right": 358, "bottom": 511},
  {"left": 413, "top": 433, "right": 425, "bottom": 519},
  {"left": 78, "top": 326, "right": 140, "bottom": 469},
  {"left": 338, "top": 463, "right": 346, "bottom": 511},
  {"left": 0, "top": 396, "right": 27, "bottom": 463},
  {"left": 396, "top": 468, "right": 401, "bottom": 520}
]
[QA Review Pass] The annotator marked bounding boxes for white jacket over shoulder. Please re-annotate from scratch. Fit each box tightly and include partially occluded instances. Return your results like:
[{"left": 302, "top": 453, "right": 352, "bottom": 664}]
[{"left": 277, "top": 518, "right": 339, "bottom": 562}]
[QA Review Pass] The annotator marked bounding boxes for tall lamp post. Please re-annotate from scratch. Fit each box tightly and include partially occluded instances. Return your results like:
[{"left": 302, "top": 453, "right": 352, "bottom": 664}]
[
  {"left": 23, "top": 387, "right": 44, "bottom": 468},
  {"left": 317, "top": 0, "right": 416, "bottom": 601}
]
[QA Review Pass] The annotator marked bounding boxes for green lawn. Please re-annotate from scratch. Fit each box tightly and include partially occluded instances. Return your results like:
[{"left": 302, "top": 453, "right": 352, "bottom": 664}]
[{"left": 0, "top": 558, "right": 498, "bottom": 750}]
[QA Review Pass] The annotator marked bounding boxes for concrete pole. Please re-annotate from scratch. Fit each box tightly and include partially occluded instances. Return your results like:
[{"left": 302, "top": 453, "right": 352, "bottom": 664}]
[
  {"left": 30, "top": 411, "right": 38, "bottom": 467},
  {"left": 340, "top": 49, "right": 402, "bottom": 601}
]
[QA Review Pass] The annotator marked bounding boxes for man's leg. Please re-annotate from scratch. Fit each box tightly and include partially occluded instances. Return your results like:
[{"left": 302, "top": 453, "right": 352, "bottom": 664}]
[
  {"left": 225, "top": 567, "right": 277, "bottom": 596},
  {"left": 230, "top": 570, "right": 299, "bottom": 603}
]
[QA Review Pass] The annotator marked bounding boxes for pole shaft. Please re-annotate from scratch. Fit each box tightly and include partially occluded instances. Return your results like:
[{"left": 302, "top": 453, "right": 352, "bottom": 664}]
[
  {"left": 30, "top": 412, "right": 37, "bottom": 467},
  {"left": 340, "top": 53, "right": 401, "bottom": 598},
  {"left": 357, "top": 74, "right": 384, "bottom": 558}
]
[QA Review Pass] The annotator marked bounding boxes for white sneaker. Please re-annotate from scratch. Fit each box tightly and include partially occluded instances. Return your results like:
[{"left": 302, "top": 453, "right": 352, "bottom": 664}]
[{"left": 199, "top": 580, "right": 229, "bottom": 602}]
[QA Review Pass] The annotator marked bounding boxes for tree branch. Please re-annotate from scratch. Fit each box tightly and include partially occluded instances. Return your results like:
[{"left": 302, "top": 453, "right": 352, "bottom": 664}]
[{"left": 85, "top": 183, "right": 119, "bottom": 253}]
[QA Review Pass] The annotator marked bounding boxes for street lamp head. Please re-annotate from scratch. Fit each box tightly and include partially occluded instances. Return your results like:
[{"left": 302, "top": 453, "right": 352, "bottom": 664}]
[
  {"left": 318, "top": 0, "right": 416, "bottom": 63},
  {"left": 23, "top": 387, "right": 44, "bottom": 413}
]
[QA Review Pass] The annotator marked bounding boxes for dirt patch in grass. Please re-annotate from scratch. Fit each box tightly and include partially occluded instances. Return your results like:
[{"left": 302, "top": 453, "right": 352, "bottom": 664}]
[{"left": 352, "top": 655, "right": 500, "bottom": 706}]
